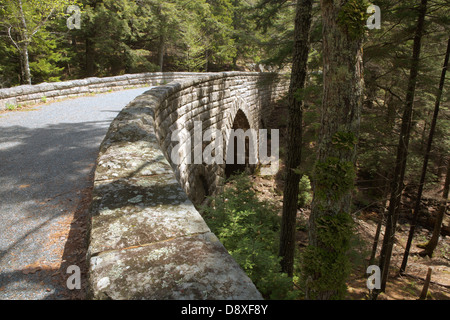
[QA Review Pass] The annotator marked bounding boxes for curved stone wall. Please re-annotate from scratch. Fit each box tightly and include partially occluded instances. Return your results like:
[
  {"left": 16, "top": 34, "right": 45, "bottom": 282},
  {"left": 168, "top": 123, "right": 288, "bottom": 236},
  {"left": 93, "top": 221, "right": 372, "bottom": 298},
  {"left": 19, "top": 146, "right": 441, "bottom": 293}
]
[
  {"left": 155, "top": 72, "right": 288, "bottom": 204},
  {"left": 3, "top": 71, "right": 288, "bottom": 299},
  {"left": 0, "top": 72, "right": 204, "bottom": 110},
  {"left": 88, "top": 72, "right": 289, "bottom": 300}
]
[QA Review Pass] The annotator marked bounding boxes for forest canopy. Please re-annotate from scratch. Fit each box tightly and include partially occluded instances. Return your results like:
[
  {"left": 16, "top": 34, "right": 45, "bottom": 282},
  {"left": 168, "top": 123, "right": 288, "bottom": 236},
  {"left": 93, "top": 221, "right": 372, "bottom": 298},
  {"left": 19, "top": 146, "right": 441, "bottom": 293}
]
[{"left": 0, "top": 0, "right": 297, "bottom": 86}]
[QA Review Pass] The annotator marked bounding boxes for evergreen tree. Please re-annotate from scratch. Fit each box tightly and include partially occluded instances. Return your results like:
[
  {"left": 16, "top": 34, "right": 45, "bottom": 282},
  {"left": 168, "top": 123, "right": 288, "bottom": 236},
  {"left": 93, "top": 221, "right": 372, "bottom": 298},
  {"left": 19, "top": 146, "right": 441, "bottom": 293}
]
[
  {"left": 303, "top": 0, "right": 367, "bottom": 300},
  {"left": 279, "top": 0, "right": 313, "bottom": 278},
  {"left": 376, "top": 0, "right": 429, "bottom": 297}
]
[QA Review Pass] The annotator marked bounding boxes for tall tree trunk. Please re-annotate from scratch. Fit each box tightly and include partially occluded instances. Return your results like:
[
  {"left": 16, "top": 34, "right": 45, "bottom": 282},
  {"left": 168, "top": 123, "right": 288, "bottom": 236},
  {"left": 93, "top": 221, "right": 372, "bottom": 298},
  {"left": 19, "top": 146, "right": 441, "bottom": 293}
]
[
  {"left": 304, "top": 0, "right": 365, "bottom": 300},
  {"left": 18, "top": 48, "right": 26, "bottom": 84},
  {"left": 85, "top": 37, "right": 95, "bottom": 77},
  {"left": 369, "top": 181, "right": 391, "bottom": 267},
  {"left": 157, "top": 4, "right": 165, "bottom": 72},
  {"left": 369, "top": 211, "right": 384, "bottom": 265},
  {"left": 419, "top": 267, "right": 432, "bottom": 300},
  {"left": 422, "top": 159, "right": 450, "bottom": 257},
  {"left": 232, "top": 0, "right": 240, "bottom": 70},
  {"left": 279, "top": 0, "right": 313, "bottom": 277},
  {"left": 21, "top": 42, "right": 32, "bottom": 85},
  {"left": 18, "top": 0, "right": 31, "bottom": 85},
  {"left": 400, "top": 36, "right": 449, "bottom": 272},
  {"left": 158, "top": 33, "right": 165, "bottom": 72},
  {"left": 376, "top": 0, "right": 428, "bottom": 295}
]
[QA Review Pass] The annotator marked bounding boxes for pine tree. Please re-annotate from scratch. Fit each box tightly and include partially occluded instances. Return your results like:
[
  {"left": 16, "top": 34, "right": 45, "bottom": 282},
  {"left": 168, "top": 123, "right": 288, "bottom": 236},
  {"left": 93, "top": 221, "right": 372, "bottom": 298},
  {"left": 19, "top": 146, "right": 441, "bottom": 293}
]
[
  {"left": 376, "top": 0, "right": 428, "bottom": 296},
  {"left": 279, "top": 0, "right": 313, "bottom": 277},
  {"left": 400, "top": 36, "right": 449, "bottom": 271},
  {"left": 303, "top": 0, "right": 367, "bottom": 300}
]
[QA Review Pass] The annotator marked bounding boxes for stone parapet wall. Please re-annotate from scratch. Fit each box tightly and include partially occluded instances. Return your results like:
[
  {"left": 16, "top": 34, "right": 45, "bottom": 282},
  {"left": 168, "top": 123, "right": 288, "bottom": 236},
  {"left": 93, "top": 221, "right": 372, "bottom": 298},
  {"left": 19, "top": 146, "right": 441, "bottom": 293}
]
[
  {"left": 153, "top": 72, "right": 288, "bottom": 205},
  {"left": 83, "top": 72, "right": 288, "bottom": 299},
  {"left": 0, "top": 72, "right": 205, "bottom": 110}
]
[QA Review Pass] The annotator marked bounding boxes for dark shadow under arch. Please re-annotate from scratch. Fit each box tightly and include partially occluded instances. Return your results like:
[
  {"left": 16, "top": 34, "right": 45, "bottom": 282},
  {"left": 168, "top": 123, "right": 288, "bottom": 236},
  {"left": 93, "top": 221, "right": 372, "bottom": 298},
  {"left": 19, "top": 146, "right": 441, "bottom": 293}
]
[{"left": 225, "top": 109, "right": 253, "bottom": 178}]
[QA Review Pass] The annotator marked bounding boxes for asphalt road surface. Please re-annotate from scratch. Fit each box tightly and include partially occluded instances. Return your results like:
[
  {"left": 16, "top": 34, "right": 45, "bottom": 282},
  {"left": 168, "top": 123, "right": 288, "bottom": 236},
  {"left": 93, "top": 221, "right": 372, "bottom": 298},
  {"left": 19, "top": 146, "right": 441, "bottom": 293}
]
[{"left": 0, "top": 87, "right": 152, "bottom": 299}]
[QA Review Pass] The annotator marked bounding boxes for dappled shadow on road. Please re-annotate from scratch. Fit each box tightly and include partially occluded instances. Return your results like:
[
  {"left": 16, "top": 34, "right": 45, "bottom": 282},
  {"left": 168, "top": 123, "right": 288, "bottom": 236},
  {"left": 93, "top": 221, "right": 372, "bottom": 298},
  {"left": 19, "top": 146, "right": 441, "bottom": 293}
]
[
  {"left": 47, "top": 178, "right": 93, "bottom": 300},
  {"left": 0, "top": 120, "right": 112, "bottom": 299},
  {"left": 0, "top": 121, "right": 111, "bottom": 210}
]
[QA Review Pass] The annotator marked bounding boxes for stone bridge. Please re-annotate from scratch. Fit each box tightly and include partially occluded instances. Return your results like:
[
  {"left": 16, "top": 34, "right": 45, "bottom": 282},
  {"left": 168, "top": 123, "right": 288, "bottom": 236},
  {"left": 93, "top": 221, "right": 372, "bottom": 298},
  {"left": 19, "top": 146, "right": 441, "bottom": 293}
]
[{"left": 0, "top": 72, "right": 289, "bottom": 299}]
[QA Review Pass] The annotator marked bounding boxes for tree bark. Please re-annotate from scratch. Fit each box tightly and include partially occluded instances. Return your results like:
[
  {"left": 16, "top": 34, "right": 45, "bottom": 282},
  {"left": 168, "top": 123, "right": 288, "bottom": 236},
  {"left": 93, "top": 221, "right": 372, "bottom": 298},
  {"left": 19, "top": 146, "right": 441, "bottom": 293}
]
[
  {"left": 305, "top": 0, "right": 365, "bottom": 299},
  {"left": 158, "top": 34, "right": 165, "bottom": 72},
  {"left": 279, "top": 0, "right": 313, "bottom": 277},
  {"left": 422, "top": 159, "right": 450, "bottom": 257},
  {"left": 369, "top": 208, "right": 385, "bottom": 265},
  {"left": 18, "top": 0, "right": 31, "bottom": 85},
  {"left": 157, "top": 4, "right": 165, "bottom": 72},
  {"left": 376, "top": 0, "right": 428, "bottom": 295},
  {"left": 419, "top": 267, "right": 432, "bottom": 300},
  {"left": 85, "top": 37, "right": 95, "bottom": 77},
  {"left": 21, "top": 43, "right": 32, "bottom": 85},
  {"left": 370, "top": 188, "right": 390, "bottom": 265},
  {"left": 400, "top": 36, "right": 450, "bottom": 271}
]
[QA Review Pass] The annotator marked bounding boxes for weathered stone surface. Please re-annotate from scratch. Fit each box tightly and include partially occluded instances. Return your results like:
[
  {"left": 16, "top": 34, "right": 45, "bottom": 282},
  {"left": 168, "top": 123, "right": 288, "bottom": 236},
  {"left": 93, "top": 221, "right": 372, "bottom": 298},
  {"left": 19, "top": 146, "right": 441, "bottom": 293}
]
[
  {"left": 15, "top": 71, "right": 290, "bottom": 300},
  {"left": 91, "top": 175, "right": 188, "bottom": 214},
  {"left": 90, "top": 199, "right": 210, "bottom": 255},
  {"left": 0, "top": 72, "right": 203, "bottom": 110},
  {"left": 89, "top": 174, "right": 211, "bottom": 255},
  {"left": 89, "top": 233, "right": 263, "bottom": 300},
  {"left": 95, "top": 141, "right": 171, "bottom": 180}
]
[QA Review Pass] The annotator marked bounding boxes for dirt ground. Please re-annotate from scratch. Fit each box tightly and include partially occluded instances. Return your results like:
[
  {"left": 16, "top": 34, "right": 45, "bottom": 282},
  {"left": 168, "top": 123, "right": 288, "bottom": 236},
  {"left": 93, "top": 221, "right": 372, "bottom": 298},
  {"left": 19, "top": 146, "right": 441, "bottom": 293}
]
[
  {"left": 65, "top": 168, "right": 449, "bottom": 300},
  {"left": 243, "top": 98, "right": 450, "bottom": 300},
  {"left": 248, "top": 172, "right": 450, "bottom": 300},
  {"left": 55, "top": 99, "right": 449, "bottom": 300}
]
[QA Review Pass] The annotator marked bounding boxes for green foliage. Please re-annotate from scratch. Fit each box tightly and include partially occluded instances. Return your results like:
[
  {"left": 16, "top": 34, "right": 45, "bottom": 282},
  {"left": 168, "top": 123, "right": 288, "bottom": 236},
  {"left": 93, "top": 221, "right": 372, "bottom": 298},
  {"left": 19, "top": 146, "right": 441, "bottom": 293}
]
[
  {"left": 28, "top": 28, "right": 67, "bottom": 83},
  {"left": 331, "top": 131, "right": 358, "bottom": 151},
  {"left": 301, "top": 212, "right": 354, "bottom": 299},
  {"left": 126, "top": 49, "right": 160, "bottom": 73},
  {"left": 314, "top": 157, "right": 356, "bottom": 201},
  {"left": 0, "top": 38, "right": 20, "bottom": 87},
  {"left": 359, "top": 0, "right": 450, "bottom": 198},
  {"left": 201, "top": 174, "right": 298, "bottom": 299},
  {"left": 337, "top": 0, "right": 371, "bottom": 39},
  {"left": 0, "top": 0, "right": 79, "bottom": 84},
  {"left": 298, "top": 175, "right": 312, "bottom": 208},
  {"left": 6, "top": 102, "right": 17, "bottom": 110},
  {"left": 255, "top": 1, "right": 295, "bottom": 70},
  {"left": 294, "top": 86, "right": 322, "bottom": 103}
]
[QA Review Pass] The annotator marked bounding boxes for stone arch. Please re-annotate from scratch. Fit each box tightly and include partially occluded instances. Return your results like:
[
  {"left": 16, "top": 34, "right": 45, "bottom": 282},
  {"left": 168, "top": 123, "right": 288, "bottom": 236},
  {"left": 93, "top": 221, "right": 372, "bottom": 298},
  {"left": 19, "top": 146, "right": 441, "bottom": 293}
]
[
  {"left": 223, "top": 92, "right": 259, "bottom": 132},
  {"left": 233, "top": 109, "right": 251, "bottom": 130},
  {"left": 224, "top": 94, "right": 258, "bottom": 178},
  {"left": 87, "top": 71, "right": 290, "bottom": 300}
]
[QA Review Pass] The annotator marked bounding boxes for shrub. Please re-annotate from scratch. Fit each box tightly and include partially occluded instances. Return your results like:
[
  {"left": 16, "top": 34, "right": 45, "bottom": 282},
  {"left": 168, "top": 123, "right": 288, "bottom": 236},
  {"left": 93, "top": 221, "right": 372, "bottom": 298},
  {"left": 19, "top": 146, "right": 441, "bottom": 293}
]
[
  {"left": 298, "top": 175, "right": 312, "bottom": 208},
  {"left": 201, "top": 173, "right": 298, "bottom": 299}
]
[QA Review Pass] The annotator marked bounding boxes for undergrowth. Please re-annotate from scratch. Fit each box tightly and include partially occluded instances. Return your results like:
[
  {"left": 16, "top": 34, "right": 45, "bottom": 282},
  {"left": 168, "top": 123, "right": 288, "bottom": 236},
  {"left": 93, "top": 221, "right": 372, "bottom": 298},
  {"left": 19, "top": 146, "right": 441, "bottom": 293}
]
[{"left": 201, "top": 173, "right": 299, "bottom": 299}]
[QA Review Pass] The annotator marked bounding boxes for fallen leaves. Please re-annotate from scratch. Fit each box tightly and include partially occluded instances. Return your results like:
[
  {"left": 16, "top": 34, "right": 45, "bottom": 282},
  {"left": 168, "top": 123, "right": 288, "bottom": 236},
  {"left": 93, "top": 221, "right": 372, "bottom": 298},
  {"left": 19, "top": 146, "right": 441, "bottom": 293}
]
[{"left": 22, "top": 263, "right": 42, "bottom": 275}]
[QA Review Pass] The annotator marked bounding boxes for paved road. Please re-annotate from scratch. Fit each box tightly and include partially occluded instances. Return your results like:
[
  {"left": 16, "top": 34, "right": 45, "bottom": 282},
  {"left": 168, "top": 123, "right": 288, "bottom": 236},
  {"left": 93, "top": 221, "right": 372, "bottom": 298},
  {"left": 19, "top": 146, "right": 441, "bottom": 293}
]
[{"left": 0, "top": 87, "right": 152, "bottom": 299}]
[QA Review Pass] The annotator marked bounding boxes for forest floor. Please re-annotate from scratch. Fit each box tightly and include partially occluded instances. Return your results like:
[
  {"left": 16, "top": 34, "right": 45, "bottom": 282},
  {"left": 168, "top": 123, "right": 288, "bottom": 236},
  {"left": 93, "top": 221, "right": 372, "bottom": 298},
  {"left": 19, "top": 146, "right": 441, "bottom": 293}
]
[
  {"left": 46, "top": 97, "right": 449, "bottom": 300},
  {"left": 247, "top": 173, "right": 450, "bottom": 300},
  {"left": 242, "top": 99, "right": 450, "bottom": 300},
  {"left": 67, "top": 170, "right": 450, "bottom": 300}
]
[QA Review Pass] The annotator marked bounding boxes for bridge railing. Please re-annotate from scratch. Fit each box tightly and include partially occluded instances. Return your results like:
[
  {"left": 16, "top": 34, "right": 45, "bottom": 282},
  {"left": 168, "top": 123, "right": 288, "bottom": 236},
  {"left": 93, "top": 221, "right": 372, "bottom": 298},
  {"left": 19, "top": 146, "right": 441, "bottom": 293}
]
[
  {"left": 86, "top": 72, "right": 289, "bottom": 300},
  {"left": 0, "top": 72, "right": 204, "bottom": 110},
  {"left": 3, "top": 71, "right": 289, "bottom": 300}
]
